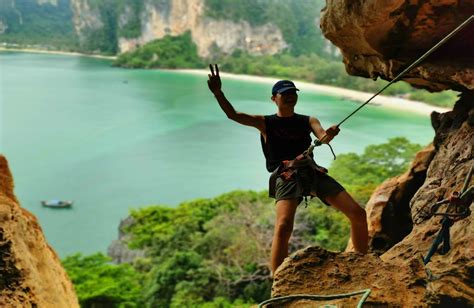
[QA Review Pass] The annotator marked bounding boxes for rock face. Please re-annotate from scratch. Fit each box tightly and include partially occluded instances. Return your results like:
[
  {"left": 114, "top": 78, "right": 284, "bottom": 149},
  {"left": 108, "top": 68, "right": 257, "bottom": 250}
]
[
  {"left": 118, "top": 0, "right": 286, "bottom": 57},
  {"left": 273, "top": 247, "right": 427, "bottom": 307},
  {"left": 383, "top": 92, "right": 474, "bottom": 306},
  {"left": 0, "top": 155, "right": 79, "bottom": 307},
  {"left": 320, "top": 0, "right": 474, "bottom": 92},
  {"left": 72, "top": 0, "right": 287, "bottom": 57},
  {"left": 272, "top": 2, "right": 474, "bottom": 306},
  {"left": 0, "top": 21, "right": 7, "bottom": 34},
  {"left": 107, "top": 216, "right": 145, "bottom": 264},
  {"left": 362, "top": 143, "right": 436, "bottom": 254},
  {"left": 71, "top": 0, "right": 104, "bottom": 45}
]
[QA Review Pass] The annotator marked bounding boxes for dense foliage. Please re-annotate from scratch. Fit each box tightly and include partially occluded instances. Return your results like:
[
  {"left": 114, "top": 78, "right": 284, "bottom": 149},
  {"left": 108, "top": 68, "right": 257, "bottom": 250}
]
[
  {"left": 62, "top": 138, "right": 423, "bottom": 307},
  {"left": 114, "top": 32, "right": 202, "bottom": 68},
  {"left": 329, "top": 137, "right": 422, "bottom": 203},
  {"left": 62, "top": 253, "right": 143, "bottom": 307},
  {"left": 124, "top": 190, "right": 350, "bottom": 307},
  {"left": 128, "top": 191, "right": 273, "bottom": 307},
  {"left": 0, "top": 0, "right": 77, "bottom": 48}
]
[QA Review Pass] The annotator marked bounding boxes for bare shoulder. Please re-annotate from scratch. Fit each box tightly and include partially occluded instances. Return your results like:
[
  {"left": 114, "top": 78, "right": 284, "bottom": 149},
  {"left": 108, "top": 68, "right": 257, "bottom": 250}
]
[
  {"left": 309, "top": 116, "right": 321, "bottom": 125},
  {"left": 232, "top": 112, "right": 265, "bottom": 132},
  {"left": 251, "top": 114, "right": 266, "bottom": 132}
]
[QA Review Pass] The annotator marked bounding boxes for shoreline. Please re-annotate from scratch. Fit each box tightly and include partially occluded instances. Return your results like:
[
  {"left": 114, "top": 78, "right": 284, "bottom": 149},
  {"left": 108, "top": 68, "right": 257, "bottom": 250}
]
[
  {"left": 0, "top": 46, "right": 117, "bottom": 60},
  {"left": 0, "top": 48, "right": 450, "bottom": 115},
  {"left": 175, "top": 69, "right": 451, "bottom": 116}
]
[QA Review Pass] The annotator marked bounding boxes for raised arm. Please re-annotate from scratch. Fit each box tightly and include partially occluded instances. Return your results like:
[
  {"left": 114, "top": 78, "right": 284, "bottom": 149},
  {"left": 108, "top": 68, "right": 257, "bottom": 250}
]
[
  {"left": 207, "top": 64, "right": 265, "bottom": 133},
  {"left": 309, "top": 116, "right": 340, "bottom": 144}
]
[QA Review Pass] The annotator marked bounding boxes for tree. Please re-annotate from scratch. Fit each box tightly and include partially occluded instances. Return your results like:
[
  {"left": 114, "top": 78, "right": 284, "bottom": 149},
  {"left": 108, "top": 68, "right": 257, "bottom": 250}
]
[
  {"left": 62, "top": 253, "right": 143, "bottom": 308},
  {"left": 329, "top": 137, "right": 422, "bottom": 203}
]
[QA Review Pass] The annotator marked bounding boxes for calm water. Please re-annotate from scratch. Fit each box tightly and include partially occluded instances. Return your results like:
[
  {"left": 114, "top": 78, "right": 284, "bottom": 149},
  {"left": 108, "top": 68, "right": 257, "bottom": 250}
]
[{"left": 1, "top": 52, "right": 435, "bottom": 257}]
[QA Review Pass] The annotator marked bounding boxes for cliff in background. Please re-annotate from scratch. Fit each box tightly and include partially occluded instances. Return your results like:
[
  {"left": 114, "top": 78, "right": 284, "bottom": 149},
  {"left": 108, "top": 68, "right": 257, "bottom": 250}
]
[
  {"left": 271, "top": 1, "right": 473, "bottom": 306},
  {"left": 0, "top": 155, "right": 79, "bottom": 307},
  {"left": 111, "top": 0, "right": 287, "bottom": 57},
  {"left": 0, "top": 0, "right": 336, "bottom": 58},
  {"left": 70, "top": 0, "right": 286, "bottom": 57}
]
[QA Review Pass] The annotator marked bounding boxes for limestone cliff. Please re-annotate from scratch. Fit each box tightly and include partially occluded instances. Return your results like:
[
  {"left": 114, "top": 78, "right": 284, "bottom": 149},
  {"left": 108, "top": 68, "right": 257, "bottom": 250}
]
[
  {"left": 71, "top": 0, "right": 103, "bottom": 45},
  {"left": 0, "top": 21, "right": 7, "bottom": 35},
  {"left": 270, "top": 1, "right": 473, "bottom": 306},
  {"left": 0, "top": 155, "right": 79, "bottom": 307},
  {"left": 71, "top": 0, "right": 287, "bottom": 57}
]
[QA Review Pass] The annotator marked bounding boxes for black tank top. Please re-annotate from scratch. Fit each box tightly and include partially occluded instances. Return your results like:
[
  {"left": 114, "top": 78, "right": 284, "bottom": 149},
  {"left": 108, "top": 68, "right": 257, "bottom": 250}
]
[{"left": 260, "top": 113, "right": 312, "bottom": 172}]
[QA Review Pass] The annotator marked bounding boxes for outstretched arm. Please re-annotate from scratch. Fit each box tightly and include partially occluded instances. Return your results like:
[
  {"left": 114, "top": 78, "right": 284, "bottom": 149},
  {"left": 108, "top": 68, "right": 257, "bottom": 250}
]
[
  {"left": 208, "top": 64, "right": 265, "bottom": 133},
  {"left": 309, "top": 117, "right": 340, "bottom": 144}
]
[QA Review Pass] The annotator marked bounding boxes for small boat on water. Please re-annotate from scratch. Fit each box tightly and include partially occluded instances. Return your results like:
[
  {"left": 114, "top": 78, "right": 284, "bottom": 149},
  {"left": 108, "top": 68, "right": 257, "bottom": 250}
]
[{"left": 41, "top": 200, "right": 73, "bottom": 208}]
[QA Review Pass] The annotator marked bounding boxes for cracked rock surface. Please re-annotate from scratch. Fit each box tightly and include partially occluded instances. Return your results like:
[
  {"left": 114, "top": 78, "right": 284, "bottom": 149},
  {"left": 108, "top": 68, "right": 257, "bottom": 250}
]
[{"left": 320, "top": 0, "right": 474, "bottom": 91}]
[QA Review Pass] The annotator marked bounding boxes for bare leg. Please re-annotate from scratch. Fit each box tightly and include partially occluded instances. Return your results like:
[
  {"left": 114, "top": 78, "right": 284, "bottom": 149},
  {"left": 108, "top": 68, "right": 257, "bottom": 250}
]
[
  {"left": 325, "top": 191, "right": 368, "bottom": 253},
  {"left": 271, "top": 198, "right": 299, "bottom": 274}
]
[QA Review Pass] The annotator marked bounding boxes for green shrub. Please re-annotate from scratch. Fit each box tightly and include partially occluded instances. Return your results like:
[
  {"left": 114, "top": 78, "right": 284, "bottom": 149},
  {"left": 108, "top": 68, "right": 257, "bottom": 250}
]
[
  {"left": 62, "top": 253, "right": 143, "bottom": 308},
  {"left": 114, "top": 31, "right": 203, "bottom": 68},
  {"left": 329, "top": 137, "right": 422, "bottom": 204}
]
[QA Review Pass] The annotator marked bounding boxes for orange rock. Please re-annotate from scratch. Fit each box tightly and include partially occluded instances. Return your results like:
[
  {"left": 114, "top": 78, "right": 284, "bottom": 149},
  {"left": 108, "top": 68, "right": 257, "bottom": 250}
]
[
  {"left": 272, "top": 247, "right": 426, "bottom": 307},
  {"left": 0, "top": 155, "right": 79, "bottom": 307},
  {"left": 320, "top": 0, "right": 473, "bottom": 92}
]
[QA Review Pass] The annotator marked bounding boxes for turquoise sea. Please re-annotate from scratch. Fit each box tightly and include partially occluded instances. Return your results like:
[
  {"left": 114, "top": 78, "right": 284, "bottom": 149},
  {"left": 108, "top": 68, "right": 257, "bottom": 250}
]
[{"left": 0, "top": 52, "right": 435, "bottom": 256}]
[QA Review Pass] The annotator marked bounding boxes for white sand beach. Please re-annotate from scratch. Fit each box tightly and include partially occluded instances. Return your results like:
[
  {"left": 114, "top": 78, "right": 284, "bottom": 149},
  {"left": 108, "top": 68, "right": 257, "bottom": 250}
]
[
  {"left": 177, "top": 69, "right": 451, "bottom": 116},
  {"left": 0, "top": 47, "right": 117, "bottom": 60},
  {"left": 1, "top": 48, "right": 451, "bottom": 115}
]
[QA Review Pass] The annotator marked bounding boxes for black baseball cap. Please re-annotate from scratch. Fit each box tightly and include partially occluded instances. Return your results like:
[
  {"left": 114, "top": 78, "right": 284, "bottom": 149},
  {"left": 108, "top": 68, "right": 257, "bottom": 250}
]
[{"left": 272, "top": 80, "right": 299, "bottom": 95}]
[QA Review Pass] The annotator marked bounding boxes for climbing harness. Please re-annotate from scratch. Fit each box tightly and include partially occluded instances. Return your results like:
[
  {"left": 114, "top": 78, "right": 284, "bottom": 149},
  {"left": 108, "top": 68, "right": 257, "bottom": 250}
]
[
  {"left": 270, "top": 153, "right": 328, "bottom": 207},
  {"left": 257, "top": 288, "right": 371, "bottom": 308},
  {"left": 422, "top": 165, "right": 473, "bottom": 265},
  {"left": 279, "top": 154, "right": 328, "bottom": 181},
  {"left": 308, "top": 15, "right": 474, "bottom": 160}
]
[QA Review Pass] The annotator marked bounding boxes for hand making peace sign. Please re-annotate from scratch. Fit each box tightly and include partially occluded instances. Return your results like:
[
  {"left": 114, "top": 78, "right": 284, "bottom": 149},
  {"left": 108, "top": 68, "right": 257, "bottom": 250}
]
[{"left": 207, "top": 64, "right": 222, "bottom": 94}]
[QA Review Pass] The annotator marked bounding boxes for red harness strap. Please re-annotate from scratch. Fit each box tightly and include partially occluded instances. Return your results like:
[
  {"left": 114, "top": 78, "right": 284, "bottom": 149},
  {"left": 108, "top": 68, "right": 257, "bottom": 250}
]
[{"left": 279, "top": 154, "right": 327, "bottom": 181}]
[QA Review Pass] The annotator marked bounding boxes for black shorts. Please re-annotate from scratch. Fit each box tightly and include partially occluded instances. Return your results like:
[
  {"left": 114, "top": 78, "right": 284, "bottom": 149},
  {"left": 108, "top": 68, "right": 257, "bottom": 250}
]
[{"left": 273, "top": 168, "right": 345, "bottom": 205}]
